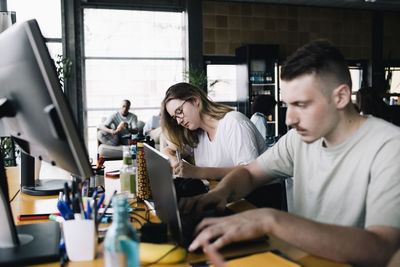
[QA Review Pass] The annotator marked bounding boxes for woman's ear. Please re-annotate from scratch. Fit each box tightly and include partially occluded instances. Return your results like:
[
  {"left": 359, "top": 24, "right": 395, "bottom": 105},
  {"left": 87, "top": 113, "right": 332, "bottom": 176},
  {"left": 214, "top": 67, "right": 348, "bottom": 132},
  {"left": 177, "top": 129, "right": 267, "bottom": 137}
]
[
  {"left": 333, "top": 84, "right": 351, "bottom": 109},
  {"left": 193, "top": 97, "right": 200, "bottom": 107}
]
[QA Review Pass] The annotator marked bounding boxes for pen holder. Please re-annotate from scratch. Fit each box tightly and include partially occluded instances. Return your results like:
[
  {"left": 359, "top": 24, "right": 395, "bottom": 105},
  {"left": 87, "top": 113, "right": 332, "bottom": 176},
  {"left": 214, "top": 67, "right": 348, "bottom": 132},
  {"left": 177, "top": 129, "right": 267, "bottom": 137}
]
[{"left": 63, "top": 219, "right": 97, "bottom": 261}]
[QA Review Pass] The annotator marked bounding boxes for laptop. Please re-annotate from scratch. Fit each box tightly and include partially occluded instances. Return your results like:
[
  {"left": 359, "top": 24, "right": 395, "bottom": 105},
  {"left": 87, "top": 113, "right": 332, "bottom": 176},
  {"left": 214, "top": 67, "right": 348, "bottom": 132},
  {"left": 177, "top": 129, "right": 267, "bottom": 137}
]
[
  {"left": 144, "top": 143, "right": 200, "bottom": 247},
  {"left": 143, "top": 143, "right": 268, "bottom": 249}
]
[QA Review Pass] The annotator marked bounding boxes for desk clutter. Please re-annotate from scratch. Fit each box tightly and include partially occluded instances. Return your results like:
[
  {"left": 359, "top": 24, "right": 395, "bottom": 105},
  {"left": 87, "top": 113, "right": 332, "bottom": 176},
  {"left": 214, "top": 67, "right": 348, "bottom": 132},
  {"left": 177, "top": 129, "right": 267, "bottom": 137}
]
[
  {"left": 53, "top": 179, "right": 186, "bottom": 266},
  {"left": 10, "top": 141, "right": 303, "bottom": 267}
]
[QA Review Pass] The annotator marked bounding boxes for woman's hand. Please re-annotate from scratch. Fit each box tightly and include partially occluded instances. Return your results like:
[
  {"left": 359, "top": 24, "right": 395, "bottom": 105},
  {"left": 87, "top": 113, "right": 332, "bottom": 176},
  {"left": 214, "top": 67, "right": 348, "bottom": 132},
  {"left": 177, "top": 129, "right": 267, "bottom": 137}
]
[{"left": 174, "top": 160, "right": 201, "bottom": 178}]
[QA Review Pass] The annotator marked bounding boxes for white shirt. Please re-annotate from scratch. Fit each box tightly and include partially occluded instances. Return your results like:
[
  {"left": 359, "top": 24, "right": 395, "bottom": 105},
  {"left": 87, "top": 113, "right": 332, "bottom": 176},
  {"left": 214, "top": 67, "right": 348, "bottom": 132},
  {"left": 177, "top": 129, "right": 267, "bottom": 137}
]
[
  {"left": 251, "top": 112, "right": 268, "bottom": 138},
  {"left": 194, "top": 111, "right": 267, "bottom": 168}
]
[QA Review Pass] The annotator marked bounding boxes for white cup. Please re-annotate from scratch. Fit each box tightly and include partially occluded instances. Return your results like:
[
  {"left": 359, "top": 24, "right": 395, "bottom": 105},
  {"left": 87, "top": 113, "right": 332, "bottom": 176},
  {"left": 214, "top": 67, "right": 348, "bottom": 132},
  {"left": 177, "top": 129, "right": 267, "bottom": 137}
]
[{"left": 63, "top": 219, "right": 97, "bottom": 261}]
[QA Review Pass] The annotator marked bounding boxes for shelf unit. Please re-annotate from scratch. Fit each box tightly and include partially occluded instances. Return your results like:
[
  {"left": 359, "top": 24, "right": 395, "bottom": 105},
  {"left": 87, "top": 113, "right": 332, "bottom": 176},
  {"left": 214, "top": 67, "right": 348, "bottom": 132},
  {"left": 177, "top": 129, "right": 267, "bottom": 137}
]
[{"left": 235, "top": 44, "right": 280, "bottom": 136}]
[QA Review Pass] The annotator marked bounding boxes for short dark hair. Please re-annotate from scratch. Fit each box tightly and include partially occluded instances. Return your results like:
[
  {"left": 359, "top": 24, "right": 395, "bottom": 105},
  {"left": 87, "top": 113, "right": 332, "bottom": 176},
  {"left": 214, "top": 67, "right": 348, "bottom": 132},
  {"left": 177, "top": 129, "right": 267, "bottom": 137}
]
[
  {"left": 122, "top": 99, "right": 131, "bottom": 106},
  {"left": 281, "top": 40, "right": 352, "bottom": 90},
  {"left": 252, "top": 95, "right": 277, "bottom": 115}
]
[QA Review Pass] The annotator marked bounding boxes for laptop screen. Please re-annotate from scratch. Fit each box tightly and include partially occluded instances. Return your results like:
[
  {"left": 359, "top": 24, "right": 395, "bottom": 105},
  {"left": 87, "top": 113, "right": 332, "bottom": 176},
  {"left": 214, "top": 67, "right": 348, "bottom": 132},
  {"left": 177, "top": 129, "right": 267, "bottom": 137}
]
[{"left": 143, "top": 143, "right": 185, "bottom": 245}]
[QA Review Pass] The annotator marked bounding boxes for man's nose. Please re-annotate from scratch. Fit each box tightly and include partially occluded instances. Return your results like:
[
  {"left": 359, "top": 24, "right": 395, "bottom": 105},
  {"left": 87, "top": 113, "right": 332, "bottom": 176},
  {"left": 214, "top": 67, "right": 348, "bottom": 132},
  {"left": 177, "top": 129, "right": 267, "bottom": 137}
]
[{"left": 285, "top": 107, "right": 298, "bottom": 127}]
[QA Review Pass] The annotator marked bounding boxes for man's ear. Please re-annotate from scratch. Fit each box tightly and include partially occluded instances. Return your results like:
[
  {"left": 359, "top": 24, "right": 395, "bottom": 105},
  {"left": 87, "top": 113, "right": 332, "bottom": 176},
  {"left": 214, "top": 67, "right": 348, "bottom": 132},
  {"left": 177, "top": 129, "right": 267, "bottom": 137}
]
[{"left": 333, "top": 84, "right": 351, "bottom": 109}]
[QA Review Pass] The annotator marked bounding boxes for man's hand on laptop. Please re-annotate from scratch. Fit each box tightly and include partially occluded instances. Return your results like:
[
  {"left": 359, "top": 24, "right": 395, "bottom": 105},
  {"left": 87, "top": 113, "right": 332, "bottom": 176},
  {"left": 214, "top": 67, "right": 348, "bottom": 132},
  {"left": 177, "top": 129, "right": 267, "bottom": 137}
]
[
  {"left": 188, "top": 208, "right": 274, "bottom": 252},
  {"left": 179, "top": 190, "right": 227, "bottom": 217}
]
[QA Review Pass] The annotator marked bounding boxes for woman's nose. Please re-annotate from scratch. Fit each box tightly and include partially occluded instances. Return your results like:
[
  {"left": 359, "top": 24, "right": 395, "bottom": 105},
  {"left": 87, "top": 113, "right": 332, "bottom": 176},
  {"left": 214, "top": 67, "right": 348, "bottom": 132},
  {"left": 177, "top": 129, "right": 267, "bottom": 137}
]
[{"left": 176, "top": 117, "right": 184, "bottom": 125}]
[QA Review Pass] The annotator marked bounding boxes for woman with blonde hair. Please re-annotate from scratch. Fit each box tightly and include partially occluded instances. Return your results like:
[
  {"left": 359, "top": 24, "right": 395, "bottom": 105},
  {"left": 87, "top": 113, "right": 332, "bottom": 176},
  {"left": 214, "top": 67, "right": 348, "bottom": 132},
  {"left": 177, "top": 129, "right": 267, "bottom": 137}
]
[{"left": 161, "top": 82, "right": 266, "bottom": 180}]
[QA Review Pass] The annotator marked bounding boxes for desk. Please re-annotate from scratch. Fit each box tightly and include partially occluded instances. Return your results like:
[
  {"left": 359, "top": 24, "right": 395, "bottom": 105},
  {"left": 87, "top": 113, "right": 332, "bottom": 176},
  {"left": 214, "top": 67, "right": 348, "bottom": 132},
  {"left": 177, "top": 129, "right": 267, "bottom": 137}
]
[{"left": 6, "top": 167, "right": 351, "bottom": 267}]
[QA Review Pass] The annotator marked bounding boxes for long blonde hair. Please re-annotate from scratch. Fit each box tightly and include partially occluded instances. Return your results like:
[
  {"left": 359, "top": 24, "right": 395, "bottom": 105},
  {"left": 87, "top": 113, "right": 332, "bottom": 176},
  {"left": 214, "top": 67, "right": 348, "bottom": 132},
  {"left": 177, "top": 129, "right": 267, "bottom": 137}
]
[{"left": 161, "top": 82, "right": 233, "bottom": 151}]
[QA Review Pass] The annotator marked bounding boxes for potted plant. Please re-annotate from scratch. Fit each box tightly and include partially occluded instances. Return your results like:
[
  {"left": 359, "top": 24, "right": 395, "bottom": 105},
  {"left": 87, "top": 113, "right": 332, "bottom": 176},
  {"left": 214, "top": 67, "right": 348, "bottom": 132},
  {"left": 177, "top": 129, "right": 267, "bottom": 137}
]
[{"left": 183, "top": 65, "right": 218, "bottom": 91}]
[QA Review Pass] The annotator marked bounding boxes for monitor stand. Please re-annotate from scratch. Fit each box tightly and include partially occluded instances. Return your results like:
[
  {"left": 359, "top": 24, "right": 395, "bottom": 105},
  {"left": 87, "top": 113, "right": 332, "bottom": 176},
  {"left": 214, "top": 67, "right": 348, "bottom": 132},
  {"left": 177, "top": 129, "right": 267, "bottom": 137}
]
[
  {"left": 20, "top": 152, "right": 70, "bottom": 196},
  {"left": 0, "top": 152, "right": 61, "bottom": 265},
  {"left": 0, "top": 222, "right": 61, "bottom": 265}
]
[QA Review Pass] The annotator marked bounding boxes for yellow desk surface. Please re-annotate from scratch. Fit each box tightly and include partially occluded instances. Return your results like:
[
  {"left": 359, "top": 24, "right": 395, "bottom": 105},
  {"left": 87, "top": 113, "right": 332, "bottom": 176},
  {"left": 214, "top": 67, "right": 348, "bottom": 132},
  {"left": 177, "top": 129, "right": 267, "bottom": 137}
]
[{"left": 5, "top": 167, "right": 351, "bottom": 267}]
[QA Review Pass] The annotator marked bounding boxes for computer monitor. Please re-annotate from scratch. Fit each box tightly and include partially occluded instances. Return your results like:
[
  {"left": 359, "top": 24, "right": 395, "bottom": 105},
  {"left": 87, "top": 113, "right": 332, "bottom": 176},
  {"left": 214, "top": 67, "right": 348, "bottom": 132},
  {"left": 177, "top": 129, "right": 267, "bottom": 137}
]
[
  {"left": 0, "top": 19, "right": 94, "bottom": 265},
  {"left": 0, "top": 19, "right": 93, "bottom": 196}
]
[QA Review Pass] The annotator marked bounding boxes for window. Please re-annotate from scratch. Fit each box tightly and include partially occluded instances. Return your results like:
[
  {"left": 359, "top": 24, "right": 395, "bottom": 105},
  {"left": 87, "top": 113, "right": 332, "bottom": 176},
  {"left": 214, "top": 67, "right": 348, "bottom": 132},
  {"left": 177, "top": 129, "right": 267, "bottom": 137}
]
[
  {"left": 207, "top": 64, "right": 237, "bottom": 104},
  {"left": 7, "top": 0, "right": 62, "bottom": 59},
  {"left": 349, "top": 67, "right": 363, "bottom": 93},
  {"left": 205, "top": 56, "right": 237, "bottom": 106},
  {"left": 386, "top": 67, "right": 400, "bottom": 94},
  {"left": 84, "top": 8, "right": 186, "bottom": 158},
  {"left": 385, "top": 67, "right": 400, "bottom": 105}
]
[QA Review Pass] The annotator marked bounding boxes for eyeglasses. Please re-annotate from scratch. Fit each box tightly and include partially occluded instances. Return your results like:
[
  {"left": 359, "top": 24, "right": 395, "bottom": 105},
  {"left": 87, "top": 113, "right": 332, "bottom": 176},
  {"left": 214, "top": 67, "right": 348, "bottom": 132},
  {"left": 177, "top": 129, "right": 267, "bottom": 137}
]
[{"left": 171, "top": 100, "right": 187, "bottom": 122}]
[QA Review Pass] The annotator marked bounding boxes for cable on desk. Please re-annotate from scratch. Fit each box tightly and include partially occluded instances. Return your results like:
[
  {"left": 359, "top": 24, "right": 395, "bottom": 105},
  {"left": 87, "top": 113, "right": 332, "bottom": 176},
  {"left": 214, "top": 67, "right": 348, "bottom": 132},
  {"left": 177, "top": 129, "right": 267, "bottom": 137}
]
[
  {"left": 9, "top": 189, "right": 20, "bottom": 203},
  {"left": 129, "top": 199, "right": 137, "bottom": 207},
  {"left": 129, "top": 214, "right": 144, "bottom": 227},
  {"left": 128, "top": 199, "right": 153, "bottom": 224},
  {"left": 141, "top": 244, "right": 179, "bottom": 267},
  {"left": 144, "top": 208, "right": 155, "bottom": 222}
]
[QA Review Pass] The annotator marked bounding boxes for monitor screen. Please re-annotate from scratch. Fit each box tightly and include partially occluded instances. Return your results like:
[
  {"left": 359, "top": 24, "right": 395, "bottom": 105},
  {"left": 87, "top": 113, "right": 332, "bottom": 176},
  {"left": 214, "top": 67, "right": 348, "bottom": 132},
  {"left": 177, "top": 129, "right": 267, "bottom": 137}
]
[{"left": 0, "top": 19, "right": 93, "bottom": 193}]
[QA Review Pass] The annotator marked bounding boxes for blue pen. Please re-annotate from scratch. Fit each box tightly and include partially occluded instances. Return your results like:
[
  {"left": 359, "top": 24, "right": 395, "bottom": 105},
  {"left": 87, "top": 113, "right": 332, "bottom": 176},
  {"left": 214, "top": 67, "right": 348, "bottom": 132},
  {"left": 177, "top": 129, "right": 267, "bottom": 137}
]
[
  {"left": 86, "top": 199, "right": 92, "bottom": 219},
  {"left": 62, "top": 200, "right": 75, "bottom": 220},
  {"left": 97, "top": 193, "right": 105, "bottom": 210},
  {"left": 92, "top": 190, "right": 98, "bottom": 200},
  {"left": 57, "top": 200, "right": 74, "bottom": 220},
  {"left": 57, "top": 201, "right": 67, "bottom": 220}
]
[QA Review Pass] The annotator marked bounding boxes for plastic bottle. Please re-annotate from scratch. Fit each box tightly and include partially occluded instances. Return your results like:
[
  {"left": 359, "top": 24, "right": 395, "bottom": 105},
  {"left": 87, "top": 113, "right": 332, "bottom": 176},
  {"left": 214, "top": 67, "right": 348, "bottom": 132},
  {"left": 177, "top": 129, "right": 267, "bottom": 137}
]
[
  {"left": 131, "top": 154, "right": 138, "bottom": 196},
  {"left": 104, "top": 194, "right": 140, "bottom": 267},
  {"left": 120, "top": 146, "right": 136, "bottom": 197}
]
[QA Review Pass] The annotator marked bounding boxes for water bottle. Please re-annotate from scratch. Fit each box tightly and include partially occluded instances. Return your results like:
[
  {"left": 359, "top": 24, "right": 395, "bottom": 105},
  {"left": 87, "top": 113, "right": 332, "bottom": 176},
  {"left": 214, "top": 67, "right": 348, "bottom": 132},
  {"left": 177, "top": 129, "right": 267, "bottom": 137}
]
[
  {"left": 104, "top": 194, "right": 140, "bottom": 267},
  {"left": 120, "top": 146, "right": 136, "bottom": 197}
]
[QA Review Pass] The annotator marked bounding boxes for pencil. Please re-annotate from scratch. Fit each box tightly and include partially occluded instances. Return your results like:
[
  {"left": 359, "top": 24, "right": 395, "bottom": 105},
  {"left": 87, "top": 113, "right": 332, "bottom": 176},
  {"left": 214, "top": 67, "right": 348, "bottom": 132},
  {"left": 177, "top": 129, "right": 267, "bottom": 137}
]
[{"left": 18, "top": 213, "right": 61, "bottom": 221}]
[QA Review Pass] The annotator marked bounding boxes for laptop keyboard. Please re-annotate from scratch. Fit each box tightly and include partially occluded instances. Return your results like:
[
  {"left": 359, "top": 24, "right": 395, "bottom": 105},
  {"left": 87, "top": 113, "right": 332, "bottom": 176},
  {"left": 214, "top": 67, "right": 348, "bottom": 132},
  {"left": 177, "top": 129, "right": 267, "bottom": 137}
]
[{"left": 180, "top": 208, "right": 233, "bottom": 248}]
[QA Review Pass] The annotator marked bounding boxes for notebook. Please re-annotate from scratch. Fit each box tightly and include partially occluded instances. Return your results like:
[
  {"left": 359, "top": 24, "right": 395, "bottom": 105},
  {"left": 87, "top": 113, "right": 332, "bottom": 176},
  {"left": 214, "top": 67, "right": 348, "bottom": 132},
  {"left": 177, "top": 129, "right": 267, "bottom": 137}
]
[{"left": 143, "top": 143, "right": 268, "bottom": 249}]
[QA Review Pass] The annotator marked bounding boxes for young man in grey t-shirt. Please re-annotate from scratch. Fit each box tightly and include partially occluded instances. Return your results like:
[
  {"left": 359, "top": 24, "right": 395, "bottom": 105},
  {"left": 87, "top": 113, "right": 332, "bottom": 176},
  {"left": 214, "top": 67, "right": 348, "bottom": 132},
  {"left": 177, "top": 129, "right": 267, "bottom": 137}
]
[
  {"left": 182, "top": 40, "right": 400, "bottom": 266},
  {"left": 98, "top": 99, "right": 138, "bottom": 146}
]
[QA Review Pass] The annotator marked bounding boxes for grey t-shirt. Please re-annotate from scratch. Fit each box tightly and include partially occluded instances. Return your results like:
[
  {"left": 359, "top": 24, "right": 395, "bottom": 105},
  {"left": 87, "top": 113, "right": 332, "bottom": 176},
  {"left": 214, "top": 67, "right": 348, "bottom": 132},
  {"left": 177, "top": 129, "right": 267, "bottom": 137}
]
[
  {"left": 104, "top": 111, "right": 138, "bottom": 137},
  {"left": 257, "top": 115, "right": 400, "bottom": 229}
]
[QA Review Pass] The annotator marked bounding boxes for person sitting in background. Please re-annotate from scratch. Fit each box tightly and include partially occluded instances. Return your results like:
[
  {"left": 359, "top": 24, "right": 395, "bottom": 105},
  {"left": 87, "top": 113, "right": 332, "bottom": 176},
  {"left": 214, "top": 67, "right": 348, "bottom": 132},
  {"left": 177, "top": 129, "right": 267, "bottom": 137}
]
[
  {"left": 143, "top": 113, "right": 161, "bottom": 135},
  {"left": 161, "top": 82, "right": 266, "bottom": 180},
  {"left": 250, "top": 95, "right": 277, "bottom": 139},
  {"left": 183, "top": 40, "right": 400, "bottom": 266},
  {"left": 143, "top": 113, "right": 162, "bottom": 146},
  {"left": 98, "top": 99, "right": 138, "bottom": 146}
]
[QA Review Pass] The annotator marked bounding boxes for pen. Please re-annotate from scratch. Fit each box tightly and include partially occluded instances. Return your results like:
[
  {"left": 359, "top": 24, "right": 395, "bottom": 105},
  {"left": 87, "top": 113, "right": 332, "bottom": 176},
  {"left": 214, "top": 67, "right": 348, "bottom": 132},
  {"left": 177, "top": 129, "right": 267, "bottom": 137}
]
[
  {"left": 176, "top": 149, "right": 181, "bottom": 162},
  {"left": 97, "top": 190, "right": 117, "bottom": 224},
  {"left": 92, "top": 189, "right": 98, "bottom": 200},
  {"left": 93, "top": 198, "right": 98, "bottom": 232},
  {"left": 97, "top": 193, "right": 105, "bottom": 210},
  {"left": 18, "top": 213, "right": 61, "bottom": 221},
  {"left": 57, "top": 200, "right": 74, "bottom": 220},
  {"left": 86, "top": 199, "right": 92, "bottom": 219},
  {"left": 106, "top": 170, "right": 119, "bottom": 174},
  {"left": 49, "top": 214, "right": 65, "bottom": 223},
  {"left": 64, "top": 182, "right": 71, "bottom": 208},
  {"left": 58, "top": 191, "right": 64, "bottom": 201}
]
